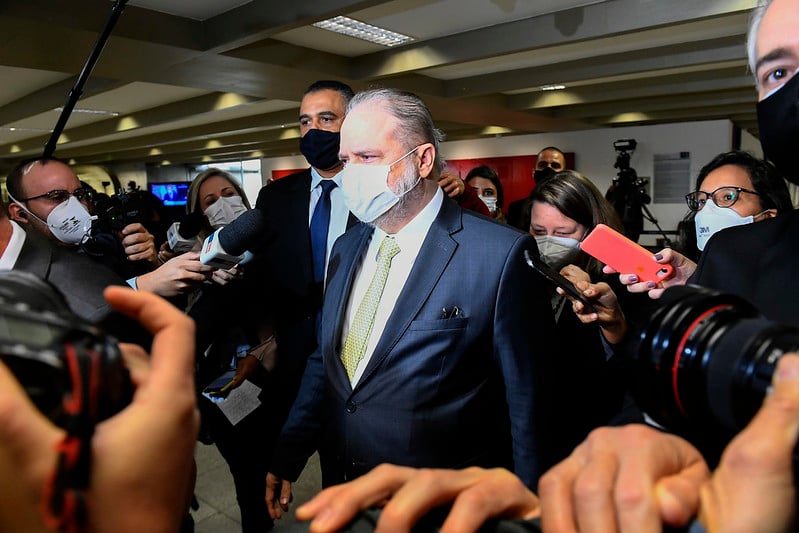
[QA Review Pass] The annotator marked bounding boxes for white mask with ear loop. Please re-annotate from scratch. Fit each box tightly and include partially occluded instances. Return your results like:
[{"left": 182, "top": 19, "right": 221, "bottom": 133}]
[
  {"left": 9, "top": 192, "right": 96, "bottom": 245},
  {"left": 694, "top": 202, "right": 766, "bottom": 251},
  {"left": 204, "top": 195, "right": 248, "bottom": 229},
  {"left": 340, "top": 146, "right": 422, "bottom": 223}
]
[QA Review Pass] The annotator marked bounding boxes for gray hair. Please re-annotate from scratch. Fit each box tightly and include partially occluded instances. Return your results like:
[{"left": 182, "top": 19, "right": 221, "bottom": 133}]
[
  {"left": 347, "top": 88, "right": 446, "bottom": 174},
  {"left": 747, "top": 0, "right": 773, "bottom": 86}
]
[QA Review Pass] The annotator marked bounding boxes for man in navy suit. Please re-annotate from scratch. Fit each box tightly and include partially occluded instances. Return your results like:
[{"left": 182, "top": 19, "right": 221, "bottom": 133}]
[{"left": 265, "top": 88, "right": 556, "bottom": 519}]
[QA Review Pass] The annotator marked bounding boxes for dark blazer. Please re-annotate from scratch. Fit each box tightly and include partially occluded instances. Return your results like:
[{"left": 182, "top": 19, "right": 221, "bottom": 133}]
[
  {"left": 689, "top": 208, "right": 799, "bottom": 325},
  {"left": 248, "top": 170, "right": 357, "bottom": 416},
  {"left": 13, "top": 230, "right": 150, "bottom": 346},
  {"left": 271, "top": 197, "right": 556, "bottom": 489}
]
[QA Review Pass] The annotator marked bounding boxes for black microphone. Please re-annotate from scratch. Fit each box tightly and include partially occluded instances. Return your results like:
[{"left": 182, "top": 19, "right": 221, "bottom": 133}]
[
  {"left": 166, "top": 212, "right": 205, "bottom": 253},
  {"left": 200, "top": 209, "right": 265, "bottom": 268}
]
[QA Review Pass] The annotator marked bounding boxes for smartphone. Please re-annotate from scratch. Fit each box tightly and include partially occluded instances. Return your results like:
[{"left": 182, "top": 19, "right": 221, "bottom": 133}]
[
  {"left": 524, "top": 249, "right": 597, "bottom": 313},
  {"left": 580, "top": 224, "right": 673, "bottom": 284}
]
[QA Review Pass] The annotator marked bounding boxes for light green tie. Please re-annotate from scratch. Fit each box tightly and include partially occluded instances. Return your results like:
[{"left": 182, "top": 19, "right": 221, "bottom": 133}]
[{"left": 341, "top": 236, "right": 401, "bottom": 379}]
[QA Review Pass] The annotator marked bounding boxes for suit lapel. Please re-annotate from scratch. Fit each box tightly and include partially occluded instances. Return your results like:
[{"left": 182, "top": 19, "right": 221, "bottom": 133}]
[
  {"left": 356, "top": 199, "right": 462, "bottom": 388},
  {"left": 324, "top": 223, "right": 374, "bottom": 390}
]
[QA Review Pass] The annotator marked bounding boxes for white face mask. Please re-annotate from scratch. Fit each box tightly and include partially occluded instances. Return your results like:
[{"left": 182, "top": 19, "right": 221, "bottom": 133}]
[
  {"left": 694, "top": 202, "right": 762, "bottom": 251},
  {"left": 204, "top": 195, "right": 247, "bottom": 228},
  {"left": 480, "top": 195, "right": 498, "bottom": 213},
  {"left": 535, "top": 234, "right": 582, "bottom": 271},
  {"left": 339, "top": 147, "right": 421, "bottom": 223},
  {"left": 13, "top": 195, "right": 95, "bottom": 245}
]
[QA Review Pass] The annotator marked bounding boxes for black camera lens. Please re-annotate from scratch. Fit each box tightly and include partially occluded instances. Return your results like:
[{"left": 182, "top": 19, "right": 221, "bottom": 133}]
[{"left": 630, "top": 285, "right": 799, "bottom": 437}]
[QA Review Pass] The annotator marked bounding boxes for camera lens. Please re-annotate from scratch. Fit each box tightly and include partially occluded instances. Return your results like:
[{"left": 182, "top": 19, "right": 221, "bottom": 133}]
[{"left": 630, "top": 285, "right": 799, "bottom": 436}]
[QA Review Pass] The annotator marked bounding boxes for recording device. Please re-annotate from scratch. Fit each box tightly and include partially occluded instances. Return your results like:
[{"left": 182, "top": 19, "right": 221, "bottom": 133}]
[
  {"left": 523, "top": 250, "right": 597, "bottom": 313},
  {"left": 604, "top": 138, "right": 675, "bottom": 247},
  {"left": 199, "top": 208, "right": 264, "bottom": 269},
  {"left": 166, "top": 212, "right": 205, "bottom": 253},
  {"left": 580, "top": 224, "right": 673, "bottom": 284},
  {"left": 628, "top": 284, "right": 799, "bottom": 437},
  {"left": 0, "top": 270, "right": 132, "bottom": 427},
  {"left": 93, "top": 188, "right": 151, "bottom": 233}
]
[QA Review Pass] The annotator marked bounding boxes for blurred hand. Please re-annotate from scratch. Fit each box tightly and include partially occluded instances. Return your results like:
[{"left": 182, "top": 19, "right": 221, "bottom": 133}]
[
  {"left": 698, "top": 354, "right": 799, "bottom": 532},
  {"left": 296, "top": 464, "right": 540, "bottom": 533},
  {"left": 0, "top": 287, "right": 199, "bottom": 533},
  {"left": 438, "top": 173, "right": 466, "bottom": 198},
  {"left": 538, "top": 424, "right": 710, "bottom": 532},
  {"left": 135, "top": 252, "right": 215, "bottom": 297},
  {"left": 230, "top": 355, "right": 260, "bottom": 390},
  {"left": 120, "top": 223, "right": 158, "bottom": 268},
  {"left": 608, "top": 248, "right": 696, "bottom": 299},
  {"left": 157, "top": 241, "right": 176, "bottom": 264},
  {"left": 560, "top": 265, "right": 628, "bottom": 344}
]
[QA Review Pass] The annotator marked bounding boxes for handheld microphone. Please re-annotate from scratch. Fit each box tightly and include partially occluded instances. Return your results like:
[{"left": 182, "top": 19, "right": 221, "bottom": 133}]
[
  {"left": 166, "top": 212, "right": 205, "bottom": 253},
  {"left": 200, "top": 209, "right": 264, "bottom": 269}
]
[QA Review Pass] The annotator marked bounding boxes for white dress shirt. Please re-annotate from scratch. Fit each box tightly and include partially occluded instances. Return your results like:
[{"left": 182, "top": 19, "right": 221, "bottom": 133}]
[
  {"left": 308, "top": 167, "right": 349, "bottom": 281},
  {"left": 0, "top": 220, "right": 26, "bottom": 270},
  {"left": 342, "top": 187, "right": 444, "bottom": 386}
]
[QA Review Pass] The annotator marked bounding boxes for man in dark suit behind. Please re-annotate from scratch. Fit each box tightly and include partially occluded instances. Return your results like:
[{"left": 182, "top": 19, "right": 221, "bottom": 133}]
[{"left": 265, "top": 88, "right": 556, "bottom": 519}]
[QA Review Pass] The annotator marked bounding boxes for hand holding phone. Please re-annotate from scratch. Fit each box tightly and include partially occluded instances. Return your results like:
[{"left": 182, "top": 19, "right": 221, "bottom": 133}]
[
  {"left": 580, "top": 224, "right": 673, "bottom": 284},
  {"left": 524, "top": 250, "right": 597, "bottom": 313}
]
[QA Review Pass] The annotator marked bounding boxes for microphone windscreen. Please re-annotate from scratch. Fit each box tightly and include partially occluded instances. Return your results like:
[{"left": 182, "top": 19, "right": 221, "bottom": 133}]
[
  {"left": 178, "top": 212, "right": 206, "bottom": 239},
  {"left": 217, "top": 209, "right": 264, "bottom": 256}
]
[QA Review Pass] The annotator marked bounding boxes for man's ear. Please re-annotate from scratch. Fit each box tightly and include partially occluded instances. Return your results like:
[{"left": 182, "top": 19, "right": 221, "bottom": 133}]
[
  {"left": 8, "top": 202, "right": 28, "bottom": 224},
  {"left": 416, "top": 143, "right": 436, "bottom": 179}
]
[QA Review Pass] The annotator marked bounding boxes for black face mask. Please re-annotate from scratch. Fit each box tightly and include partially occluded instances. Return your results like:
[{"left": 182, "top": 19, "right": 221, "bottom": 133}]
[
  {"left": 757, "top": 72, "right": 799, "bottom": 185},
  {"left": 299, "top": 129, "right": 342, "bottom": 171}
]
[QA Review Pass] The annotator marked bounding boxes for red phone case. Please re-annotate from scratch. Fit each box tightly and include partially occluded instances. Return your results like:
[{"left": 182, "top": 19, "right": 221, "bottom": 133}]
[{"left": 580, "top": 224, "right": 673, "bottom": 283}]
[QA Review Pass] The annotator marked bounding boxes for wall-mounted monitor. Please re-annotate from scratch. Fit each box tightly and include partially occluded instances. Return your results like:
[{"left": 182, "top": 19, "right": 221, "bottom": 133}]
[{"left": 149, "top": 182, "right": 189, "bottom": 206}]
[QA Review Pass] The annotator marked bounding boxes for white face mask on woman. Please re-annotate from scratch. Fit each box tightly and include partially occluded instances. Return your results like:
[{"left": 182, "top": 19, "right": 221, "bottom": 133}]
[
  {"left": 534, "top": 235, "right": 582, "bottom": 271},
  {"left": 694, "top": 202, "right": 765, "bottom": 251},
  {"left": 480, "top": 195, "right": 498, "bottom": 213},
  {"left": 204, "top": 195, "right": 247, "bottom": 228},
  {"left": 339, "top": 147, "right": 421, "bottom": 223}
]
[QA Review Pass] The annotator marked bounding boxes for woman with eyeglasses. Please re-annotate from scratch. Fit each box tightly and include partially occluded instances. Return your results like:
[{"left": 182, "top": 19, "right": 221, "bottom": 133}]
[{"left": 617, "top": 150, "right": 793, "bottom": 298}]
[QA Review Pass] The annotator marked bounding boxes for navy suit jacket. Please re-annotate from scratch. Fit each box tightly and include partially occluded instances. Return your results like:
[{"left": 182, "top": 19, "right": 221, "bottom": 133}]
[{"left": 271, "top": 197, "right": 556, "bottom": 489}]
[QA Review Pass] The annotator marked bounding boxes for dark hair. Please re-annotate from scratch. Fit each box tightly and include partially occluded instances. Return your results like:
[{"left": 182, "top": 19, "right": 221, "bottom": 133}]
[
  {"left": 465, "top": 166, "right": 504, "bottom": 207},
  {"left": 6, "top": 156, "right": 68, "bottom": 202},
  {"left": 528, "top": 170, "right": 623, "bottom": 277},
  {"left": 304, "top": 80, "right": 355, "bottom": 103},
  {"left": 347, "top": 88, "right": 446, "bottom": 175},
  {"left": 695, "top": 150, "right": 793, "bottom": 213},
  {"left": 537, "top": 146, "right": 566, "bottom": 159}
]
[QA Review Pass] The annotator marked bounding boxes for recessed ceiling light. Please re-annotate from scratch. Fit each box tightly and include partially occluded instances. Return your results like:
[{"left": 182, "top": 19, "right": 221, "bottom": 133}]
[
  {"left": 54, "top": 107, "right": 120, "bottom": 117},
  {"left": 540, "top": 84, "right": 566, "bottom": 91},
  {"left": 0, "top": 126, "right": 53, "bottom": 133},
  {"left": 313, "top": 16, "right": 414, "bottom": 47}
]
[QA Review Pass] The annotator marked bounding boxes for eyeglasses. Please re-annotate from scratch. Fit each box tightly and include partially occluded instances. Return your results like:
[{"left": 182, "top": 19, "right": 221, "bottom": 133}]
[
  {"left": 20, "top": 188, "right": 94, "bottom": 205},
  {"left": 685, "top": 186, "right": 761, "bottom": 212}
]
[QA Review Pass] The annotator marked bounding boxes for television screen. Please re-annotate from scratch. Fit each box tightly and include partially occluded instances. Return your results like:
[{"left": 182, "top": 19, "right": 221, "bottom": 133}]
[{"left": 149, "top": 182, "right": 189, "bottom": 206}]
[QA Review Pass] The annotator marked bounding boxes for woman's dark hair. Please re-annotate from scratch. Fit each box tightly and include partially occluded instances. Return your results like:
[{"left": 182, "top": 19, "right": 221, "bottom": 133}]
[
  {"left": 527, "top": 170, "right": 623, "bottom": 278},
  {"left": 464, "top": 165, "right": 504, "bottom": 208},
  {"left": 695, "top": 150, "right": 793, "bottom": 212}
]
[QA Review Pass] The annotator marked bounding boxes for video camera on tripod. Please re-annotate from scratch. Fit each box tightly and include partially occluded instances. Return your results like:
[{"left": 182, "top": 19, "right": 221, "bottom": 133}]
[{"left": 606, "top": 139, "right": 671, "bottom": 246}]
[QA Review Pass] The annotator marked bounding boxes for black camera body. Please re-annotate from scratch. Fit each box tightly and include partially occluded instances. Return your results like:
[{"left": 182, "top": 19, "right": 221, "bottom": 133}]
[
  {"left": 93, "top": 188, "right": 151, "bottom": 233},
  {"left": 629, "top": 284, "right": 799, "bottom": 439},
  {"left": 0, "top": 271, "right": 132, "bottom": 427}
]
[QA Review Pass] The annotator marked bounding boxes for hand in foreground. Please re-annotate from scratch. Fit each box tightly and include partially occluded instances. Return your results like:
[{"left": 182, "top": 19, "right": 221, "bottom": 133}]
[
  {"left": 295, "top": 464, "right": 539, "bottom": 533},
  {"left": 266, "top": 472, "right": 293, "bottom": 520},
  {"left": 538, "top": 424, "right": 710, "bottom": 532},
  {"left": 609, "top": 248, "right": 696, "bottom": 299},
  {"left": 438, "top": 172, "right": 466, "bottom": 198},
  {"left": 120, "top": 222, "right": 159, "bottom": 268},
  {"left": 698, "top": 354, "right": 799, "bottom": 533},
  {"left": 0, "top": 287, "right": 199, "bottom": 533},
  {"left": 135, "top": 251, "right": 215, "bottom": 296},
  {"left": 212, "top": 264, "right": 244, "bottom": 286}
]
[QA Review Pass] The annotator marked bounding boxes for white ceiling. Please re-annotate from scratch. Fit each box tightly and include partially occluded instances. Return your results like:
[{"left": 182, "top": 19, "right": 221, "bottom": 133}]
[{"left": 0, "top": 0, "right": 759, "bottom": 171}]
